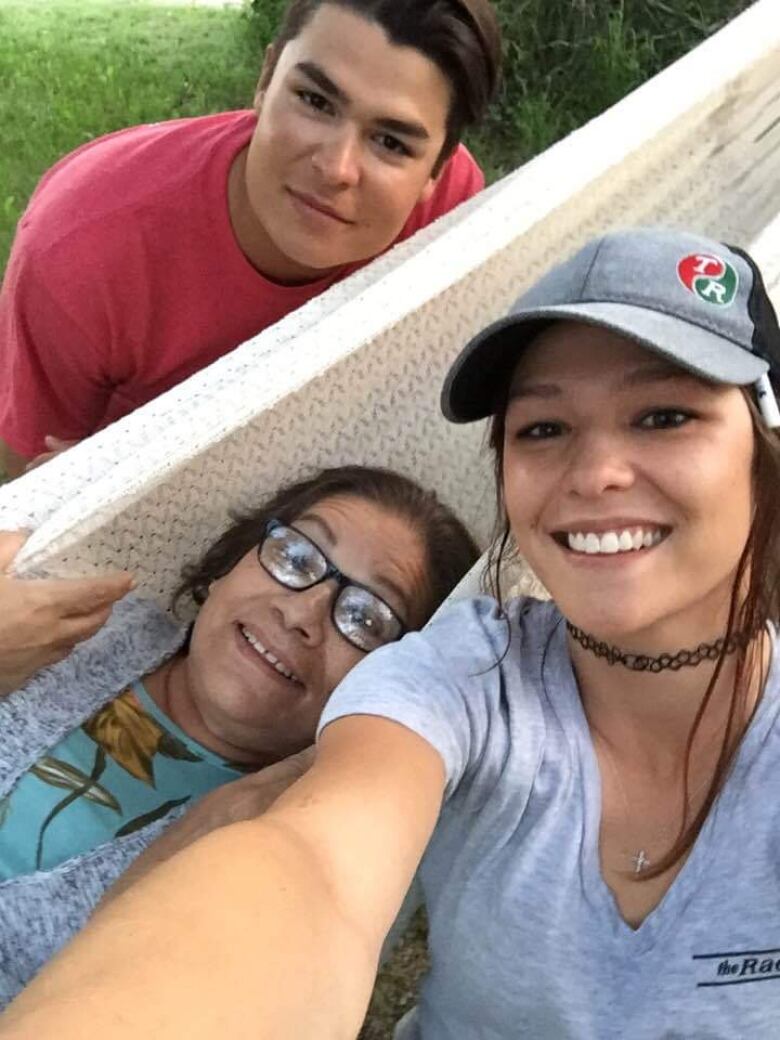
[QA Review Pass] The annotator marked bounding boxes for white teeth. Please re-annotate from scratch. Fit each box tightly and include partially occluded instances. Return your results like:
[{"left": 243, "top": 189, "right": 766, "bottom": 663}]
[
  {"left": 565, "top": 527, "right": 665, "bottom": 556},
  {"left": 600, "top": 532, "right": 620, "bottom": 554},
  {"left": 240, "top": 626, "right": 300, "bottom": 683},
  {"left": 584, "top": 533, "right": 601, "bottom": 554}
]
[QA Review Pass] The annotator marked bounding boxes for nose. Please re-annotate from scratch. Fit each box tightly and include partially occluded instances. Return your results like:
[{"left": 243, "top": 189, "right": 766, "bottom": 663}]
[
  {"left": 272, "top": 581, "right": 335, "bottom": 646},
  {"left": 563, "top": 430, "right": 635, "bottom": 499},
  {"left": 311, "top": 127, "right": 361, "bottom": 188}
]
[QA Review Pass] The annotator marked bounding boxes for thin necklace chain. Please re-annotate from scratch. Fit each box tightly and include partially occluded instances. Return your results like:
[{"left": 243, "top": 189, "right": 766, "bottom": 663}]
[
  {"left": 597, "top": 736, "right": 717, "bottom": 874},
  {"left": 566, "top": 622, "right": 748, "bottom": 673},
  {"left": 541, "top": 619, "right": 760, "bottom": 876}
]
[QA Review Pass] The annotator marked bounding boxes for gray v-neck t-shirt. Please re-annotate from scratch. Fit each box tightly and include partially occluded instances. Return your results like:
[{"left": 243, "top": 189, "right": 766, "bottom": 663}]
[{"left": 318, "top": 596, "right": 780, "bottom": 1039}]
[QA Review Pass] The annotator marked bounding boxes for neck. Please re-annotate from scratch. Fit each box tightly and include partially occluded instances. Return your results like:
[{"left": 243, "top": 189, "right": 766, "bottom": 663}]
[
  {"left": 144, "top": 656, "right": 270, "bottom": 767},
  {"left": 571, "top": 629, "right": 768, "bottom": 773}
]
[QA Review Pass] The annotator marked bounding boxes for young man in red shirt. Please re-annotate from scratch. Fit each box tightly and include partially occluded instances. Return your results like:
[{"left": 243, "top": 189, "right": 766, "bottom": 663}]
[{"left": 0, "top": 0, "right": 501, "bottom": 478}]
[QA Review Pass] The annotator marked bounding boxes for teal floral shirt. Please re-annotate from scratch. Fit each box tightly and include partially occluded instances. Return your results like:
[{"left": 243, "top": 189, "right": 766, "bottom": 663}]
[{"left": 0, "top": 682, "right": 245, "bottom": 877}]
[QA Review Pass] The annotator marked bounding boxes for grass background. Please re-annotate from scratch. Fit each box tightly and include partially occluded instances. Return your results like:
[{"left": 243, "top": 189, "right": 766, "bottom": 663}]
[
  {"left": 0, "top": 0, "right": 755, "bottom": 1027},
  {"left": 0, "top": 0, "right": 265, "bottom": 272},
  {"left": 464, "top": 0, "right": 752, "bottom": 180}
]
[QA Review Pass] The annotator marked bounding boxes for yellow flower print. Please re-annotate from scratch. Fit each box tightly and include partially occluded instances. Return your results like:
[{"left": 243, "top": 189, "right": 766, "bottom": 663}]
[{"left": 83, "top": 688, "right": 201, "bottom": 787}]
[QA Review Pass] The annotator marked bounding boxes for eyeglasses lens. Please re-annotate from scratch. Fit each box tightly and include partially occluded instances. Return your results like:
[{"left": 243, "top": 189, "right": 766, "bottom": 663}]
[
  {"left": 334, "top": 586, "right": 402, "bottom": 653},
  {"left": 259, "top": 525, "right": 327, "bottom": 589}
]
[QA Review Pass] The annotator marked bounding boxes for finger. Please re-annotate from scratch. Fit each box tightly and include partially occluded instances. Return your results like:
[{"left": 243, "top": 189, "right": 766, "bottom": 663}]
[
  {"left": 24, "top": 452, "right": 59, "bottom": 473},
  {"left": 10, "top": 602, "right": 115, "bottom": 658},
  {"left": 43, "top": 436, "right": 78, "bottom": 451},
  {"left": 294, "top": 745, "right": 316, "bottom": 767},
  {"left": 240, "top": 746, "right": 314, "bottom": 789},
  {"left": 52, "top": 605, "right": 115, "bottom": 649},
  {"left": 0, "top": 531, "right": 29, "bottom": 571},
  {"left": 28, "top": 573, "right": 135, "bottom": 617},
  {"left": 284, "top": 746, "right": 316, "bottom": 777}
]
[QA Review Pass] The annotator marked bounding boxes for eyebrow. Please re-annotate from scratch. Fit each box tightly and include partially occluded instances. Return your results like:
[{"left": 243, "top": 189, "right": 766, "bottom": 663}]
[
  {"left": 374, "top": 116, "right": 431, "bottom": 142},
  {"left": 508, "top": 364, "right": 694, "bottom": 402},
  {"left": 294, "top": 61, "right": 431, "bottom": 142},
  {"left": 295, "top": 61, "right": 348, "bottom": 104},
  {"left": 295, "top": 512, "right": 411, "bottom": 619}
]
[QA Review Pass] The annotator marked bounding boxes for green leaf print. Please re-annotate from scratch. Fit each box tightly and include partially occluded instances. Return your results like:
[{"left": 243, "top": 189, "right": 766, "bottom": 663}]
[
  {"left": 31, "top": 756, "right": 121, "bottom": 812},
  {"left": 156, "top": 729, "right": 202, "bottom": 763},
  {"left": 35, "top": 747, "right": 110, "bottom": 870},
  {"left": 114, "top": 797, "right": 190, "bottom": 838}
]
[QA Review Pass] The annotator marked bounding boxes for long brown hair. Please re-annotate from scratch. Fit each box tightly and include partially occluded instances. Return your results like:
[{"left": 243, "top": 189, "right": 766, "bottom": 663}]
[{"left": 488, "top": 383, "right": 780, "bottom": 878}]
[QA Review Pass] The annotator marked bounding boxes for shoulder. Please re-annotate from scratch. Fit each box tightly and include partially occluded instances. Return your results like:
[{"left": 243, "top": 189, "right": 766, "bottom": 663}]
[
  {"left": 318, "top": 596, "right": 561, "bottom": 793},
  {"left": 397, "top": 143, "right": 484, "bottom": 240},
  {"left": 6, "top": 594, "right": 186, "bottom": 710},
  {"left": 438, "top": 143, "right": 484, "bottom": 198},
  {"left": 424, "top": 594, "right": 562, "bottom": 660},
  {"left": 328, "top": 595, "right": 561, "bottom": 694},
  {"left": 13, "top": 111, "right": 255, "bottom": 268},
  {"left": 64, "top": 594, "right": 187, "bottom": 681}
]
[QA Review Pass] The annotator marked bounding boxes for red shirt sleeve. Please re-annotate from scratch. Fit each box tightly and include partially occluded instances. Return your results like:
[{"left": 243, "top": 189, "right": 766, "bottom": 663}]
[{"left": 0, "top": 233, "right": 110, "bottom": 458}]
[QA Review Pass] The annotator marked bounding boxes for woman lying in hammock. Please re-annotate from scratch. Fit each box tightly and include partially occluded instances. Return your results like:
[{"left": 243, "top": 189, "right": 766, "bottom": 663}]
[{"left": 0, "top": 464, "right": 478, "bottom": 1007}]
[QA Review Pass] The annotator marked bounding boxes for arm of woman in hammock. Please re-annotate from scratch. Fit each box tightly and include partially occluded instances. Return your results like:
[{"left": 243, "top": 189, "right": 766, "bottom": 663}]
[
  {"left": 0, "top": 531, "right": 133, "bottom": 695},
  {"left": 0, "top": 715, "right": 445, "bottom": 1040}
]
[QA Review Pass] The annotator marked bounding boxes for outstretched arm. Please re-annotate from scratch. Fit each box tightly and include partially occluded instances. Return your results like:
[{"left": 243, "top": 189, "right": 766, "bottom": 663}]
[{"left": 0, "top": 715, "right": 445, "bottom": 1040}]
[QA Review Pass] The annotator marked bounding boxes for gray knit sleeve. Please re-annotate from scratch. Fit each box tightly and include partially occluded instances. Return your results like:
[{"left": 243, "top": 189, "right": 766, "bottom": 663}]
[{"left": 0, "top": 803, "right": 188, "bottom": 1007}]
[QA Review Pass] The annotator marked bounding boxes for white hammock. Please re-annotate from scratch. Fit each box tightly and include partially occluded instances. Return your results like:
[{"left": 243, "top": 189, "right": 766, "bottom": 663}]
[{"left": 2, "top": 0, "right": 779, "bottom": 611}]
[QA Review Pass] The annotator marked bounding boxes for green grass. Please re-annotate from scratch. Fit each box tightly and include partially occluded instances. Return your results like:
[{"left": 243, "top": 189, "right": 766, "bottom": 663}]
[
  {"left": 0, "top": 0, "right": 265, "bottom": 272},
  {"left": 464, "top": 0, "right": 754, "bottom": 181}
]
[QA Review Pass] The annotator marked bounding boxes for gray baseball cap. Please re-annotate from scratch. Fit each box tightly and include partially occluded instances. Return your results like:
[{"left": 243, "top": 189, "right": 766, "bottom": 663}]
[{"left": 442, "top": 227, "right": 780, "bottom": 423}]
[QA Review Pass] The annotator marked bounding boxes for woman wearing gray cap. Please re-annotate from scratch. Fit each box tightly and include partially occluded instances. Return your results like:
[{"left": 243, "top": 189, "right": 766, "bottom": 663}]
[{"left": 5, "top": 227, "right": 780, "bottom": 1039}]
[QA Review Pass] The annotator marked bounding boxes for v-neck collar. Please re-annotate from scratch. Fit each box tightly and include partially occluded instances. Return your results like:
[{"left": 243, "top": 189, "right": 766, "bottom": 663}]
[{"left": 541, "top": 616, "right": 780, "bottom": 955}]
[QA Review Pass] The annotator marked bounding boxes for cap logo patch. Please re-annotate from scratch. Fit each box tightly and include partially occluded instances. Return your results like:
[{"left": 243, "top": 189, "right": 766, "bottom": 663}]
[{"left": 677, "top": 252, "right": 738, "bottom": 307}]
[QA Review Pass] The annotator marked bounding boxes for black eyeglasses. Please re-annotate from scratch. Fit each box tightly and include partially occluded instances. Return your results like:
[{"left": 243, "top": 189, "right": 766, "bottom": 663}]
[{"left": 257, "top": 520, "right": 407, "bottom": 653}]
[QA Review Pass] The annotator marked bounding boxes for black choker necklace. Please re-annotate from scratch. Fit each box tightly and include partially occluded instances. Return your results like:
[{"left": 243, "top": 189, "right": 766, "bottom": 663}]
[{"left": 565, "top": 622, "right": 748, "bottom": 673}]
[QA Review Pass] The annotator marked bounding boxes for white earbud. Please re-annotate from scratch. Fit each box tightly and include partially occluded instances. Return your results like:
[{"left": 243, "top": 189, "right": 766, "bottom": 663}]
[{"left": 755, "top": 373, "right": 780, "bottom": 429}]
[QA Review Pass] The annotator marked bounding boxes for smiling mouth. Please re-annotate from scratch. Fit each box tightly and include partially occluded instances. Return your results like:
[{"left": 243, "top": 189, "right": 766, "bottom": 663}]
[
  {"left": 553, "top": 525, "right": 670, "bottom": 556},
  {"left": 287, "top": 188, "right": 353, "bottom": 225},
  {"left": 239, "top": 625, "right": 302, "bottom": 684}
]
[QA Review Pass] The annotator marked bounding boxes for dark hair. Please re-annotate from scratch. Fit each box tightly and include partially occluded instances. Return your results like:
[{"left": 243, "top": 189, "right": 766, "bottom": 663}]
[
  {"left": 263, "top": 0, "right": 502, "bottom": 173},
  {"left": 487, "top": 374, "right": 780, "bottom": 880},
  {"left": 174, "top": 464, "right": 479, "bottom": 627}
]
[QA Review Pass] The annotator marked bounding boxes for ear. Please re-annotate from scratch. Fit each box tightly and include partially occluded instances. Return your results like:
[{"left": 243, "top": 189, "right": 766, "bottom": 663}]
[
  {"left": 254, "top": 43, "right": 278, "bottom": 109},
  {"left": 418, "top": 172, "right": 441, "bottom": 205},
  {"left": 206, "top": 577, "right": 223, "bottom": 597}
]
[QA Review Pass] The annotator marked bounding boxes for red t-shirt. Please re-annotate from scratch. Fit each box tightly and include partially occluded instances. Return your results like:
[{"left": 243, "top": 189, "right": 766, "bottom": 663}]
[{"left": 0, "top": 111, "right": 483, "bottom": 456}]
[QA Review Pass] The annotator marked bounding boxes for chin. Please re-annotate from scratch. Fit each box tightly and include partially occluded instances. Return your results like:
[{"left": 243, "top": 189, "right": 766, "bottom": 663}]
[
  {"left": 280, "top": 241, "right": 354, "bottom": 278},
  {"left": 560, "top": 595, "right": 667, "bottom": 648},
  {"left": 287, "top": 237, "right": 372, "bottom": 272}
]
